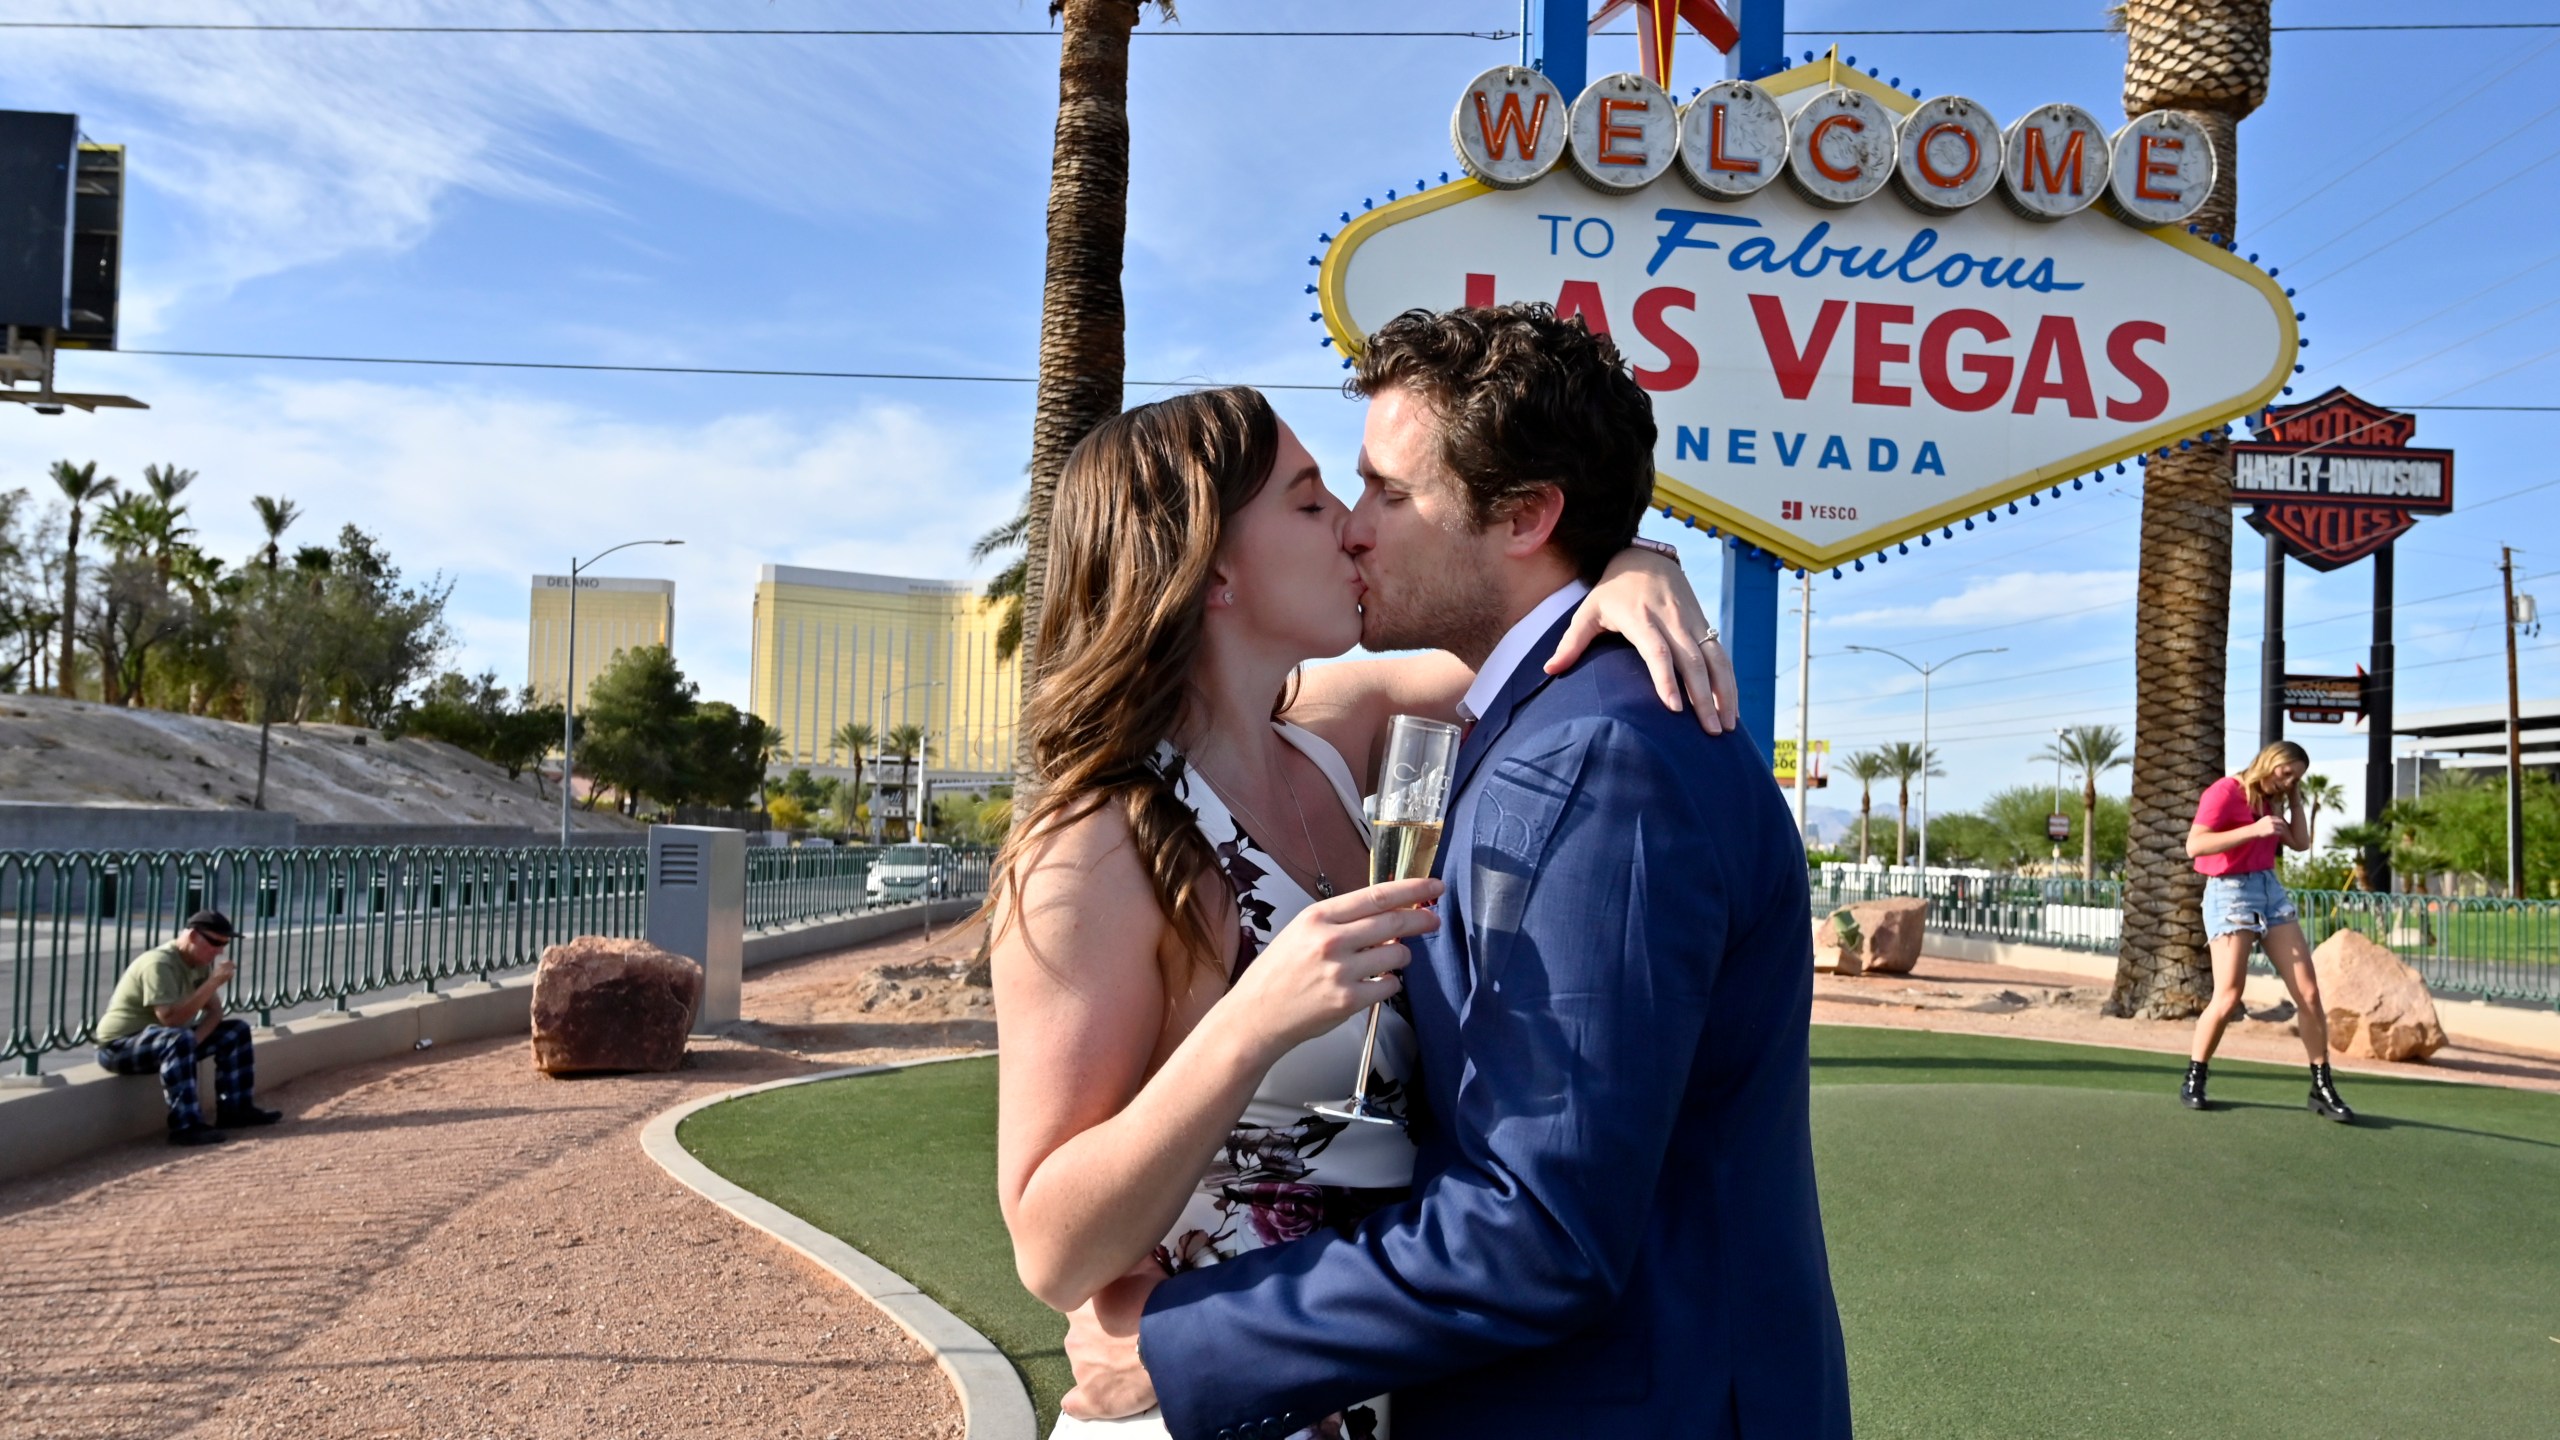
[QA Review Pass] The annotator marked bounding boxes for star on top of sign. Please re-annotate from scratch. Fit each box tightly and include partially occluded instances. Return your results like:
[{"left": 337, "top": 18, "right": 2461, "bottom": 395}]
[{"left": 1590, "top": 0, "right": 1739, "bottom": 89}]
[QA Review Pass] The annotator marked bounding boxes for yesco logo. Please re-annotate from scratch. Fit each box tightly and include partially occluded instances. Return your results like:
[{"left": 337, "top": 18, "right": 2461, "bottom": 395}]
[{"left": 1452, "top": 66, "right": 2215, "bottom": 229}]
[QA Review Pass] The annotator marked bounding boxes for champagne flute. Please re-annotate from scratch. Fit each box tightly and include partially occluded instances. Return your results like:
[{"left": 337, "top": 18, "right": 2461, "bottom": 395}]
[{"left": 1314, "top": 715, "right": 1461, "bottom": 1126}]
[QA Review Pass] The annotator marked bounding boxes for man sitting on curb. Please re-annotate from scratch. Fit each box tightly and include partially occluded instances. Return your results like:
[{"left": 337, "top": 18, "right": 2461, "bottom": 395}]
[{"left": 94, "top": 910, "right": 283, "bottom": 1147}]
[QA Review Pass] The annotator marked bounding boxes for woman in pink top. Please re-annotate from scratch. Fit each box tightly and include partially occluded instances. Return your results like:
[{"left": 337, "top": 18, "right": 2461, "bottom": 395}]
[{"left": 2180, "top": 740, "right": 2352, "bottom": 1121}]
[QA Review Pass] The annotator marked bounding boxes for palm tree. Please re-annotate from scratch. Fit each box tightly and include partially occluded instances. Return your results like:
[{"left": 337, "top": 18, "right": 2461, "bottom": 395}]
[
  {"left": 2038, "top": 724, "right": 2133, "bottom": 882},
  {"left": 885, "top": 722, "right": 934, "bottom": 839},
  {"left": 973, "top": 491, "right": 1030, "bottom": 662},
  {"left": 1021, "top": 0, "right": 1175, "bottom": 729},
  {"left": 2299, "top": 772, "right": 2343, "bottom": 843},
  {"left": 1877, "top": 741, "right": 1939, "bottom": 867},
  {"left": 141, "top": 463, "right": 196, "bottom": 508},
  {"left": 2108, "top": 0, "right": 2271, "bottom": 1020},
  {"left": 831, "top": 720, "right": 878, "bottom": 816},
  {"left": 1842, "top": 750, "right": 1889, "bottom": 865},
  {"left": 47, "top": 459, "right": 116, "bottom": 698},
  {"left": 251, "top": 495, "right": 300, "bottom": 571}
]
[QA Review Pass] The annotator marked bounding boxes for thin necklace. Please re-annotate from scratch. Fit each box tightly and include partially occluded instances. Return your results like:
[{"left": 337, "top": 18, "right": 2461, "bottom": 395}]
[{"left": 1200, "top": 741, "right": 1337, "bottom": 899}]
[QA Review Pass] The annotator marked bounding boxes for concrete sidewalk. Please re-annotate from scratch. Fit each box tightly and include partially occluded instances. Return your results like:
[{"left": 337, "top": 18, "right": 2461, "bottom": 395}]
[{"left": 0, "top": 924, "right": 995, "bottom": 1440}]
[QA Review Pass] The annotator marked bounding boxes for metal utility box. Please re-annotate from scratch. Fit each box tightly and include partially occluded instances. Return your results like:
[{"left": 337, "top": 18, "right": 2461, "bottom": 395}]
[{"left": 646, "top": 825, "right": 743, "bottom": 1031}]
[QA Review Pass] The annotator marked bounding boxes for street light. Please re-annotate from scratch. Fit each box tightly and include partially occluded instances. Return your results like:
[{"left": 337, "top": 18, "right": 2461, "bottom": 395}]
[
  {"left": 1843, "top": 644, "right": 2008, "bottom": 871},
  {"left": 559, "top": 538, "right": 684, "bottom": 846},
  {"left": 871, "top": 678, "right": 944, "bottom": 843}
]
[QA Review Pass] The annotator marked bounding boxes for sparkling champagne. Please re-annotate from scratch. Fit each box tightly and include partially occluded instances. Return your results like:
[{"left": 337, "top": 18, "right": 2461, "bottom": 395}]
[{"left": 1370, "top": 820, "right": 1443, "bottom": 885}]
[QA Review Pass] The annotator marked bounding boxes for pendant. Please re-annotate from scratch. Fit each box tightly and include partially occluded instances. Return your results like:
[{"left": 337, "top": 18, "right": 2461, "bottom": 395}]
[{"left": 1314, "top": 874, "right": 1336, "bottom": 899}]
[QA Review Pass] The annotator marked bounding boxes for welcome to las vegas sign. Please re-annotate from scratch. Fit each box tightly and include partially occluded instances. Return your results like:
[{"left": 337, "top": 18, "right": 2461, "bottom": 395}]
[{"left": 1315, "top": 55, "right": 2299, "bottom": 573}]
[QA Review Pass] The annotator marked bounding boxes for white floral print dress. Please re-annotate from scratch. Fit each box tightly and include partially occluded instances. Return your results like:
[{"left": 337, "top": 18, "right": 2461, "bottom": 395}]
[{"left": 1050, "top": 723, "right": 1417, "bottom": 1440}]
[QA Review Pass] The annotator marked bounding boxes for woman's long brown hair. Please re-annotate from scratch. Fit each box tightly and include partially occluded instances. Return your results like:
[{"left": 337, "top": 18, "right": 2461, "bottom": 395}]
[{"left": 987, "top": 386, "right": 1283, "bottom": 1006}]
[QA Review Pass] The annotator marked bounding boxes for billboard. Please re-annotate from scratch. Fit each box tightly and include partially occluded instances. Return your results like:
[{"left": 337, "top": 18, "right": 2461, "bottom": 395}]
[{"left": 1317, "top": 57, "right": 2299, "bottom": 573}]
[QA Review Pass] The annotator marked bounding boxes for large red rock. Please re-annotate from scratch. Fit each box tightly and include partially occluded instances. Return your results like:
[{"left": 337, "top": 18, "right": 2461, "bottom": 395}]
[
  {"left": 530, "top": 936, "right": 702, "bottom": 1075},
  {"left": 1816, "top": 896, "right": 1928, "bottom": 976},
  {"left": 2312, "top": 929, "right": 2447, "bottom": 1063}
]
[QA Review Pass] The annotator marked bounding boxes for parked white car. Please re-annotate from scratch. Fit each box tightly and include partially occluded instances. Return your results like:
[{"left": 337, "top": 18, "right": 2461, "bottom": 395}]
[{"left": 866, "top": 843, "right": 954, "bottom": 905}]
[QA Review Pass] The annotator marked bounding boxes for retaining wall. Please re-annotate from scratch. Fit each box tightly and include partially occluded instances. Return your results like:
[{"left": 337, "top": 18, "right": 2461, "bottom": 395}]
[{"left": 0, "top": 903, "right": 965, "bottom": 1184}]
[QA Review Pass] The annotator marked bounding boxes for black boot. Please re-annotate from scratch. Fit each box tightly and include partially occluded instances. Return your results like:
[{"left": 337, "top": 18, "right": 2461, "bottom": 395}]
[
  {"left": 2180, "top": 1060, "right": 2210, "bottom": 1111},
  {"left": 2308, "top": 1061, "right": 2355, "bottom": 1124},
  {"left": 169, "top": 1120, "right": 228, "bottom": 1147},
  {"left": 217, "top": 1101, "right": 283, "bottom": 1129}
]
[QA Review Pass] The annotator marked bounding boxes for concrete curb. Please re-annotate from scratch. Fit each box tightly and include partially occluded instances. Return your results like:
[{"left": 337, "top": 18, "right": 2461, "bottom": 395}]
[
  {"left": 0, "top": 977, "right": 536, "bottom": 1184},
  {"left": 742, "top": 897, "right": 982, "bottom": 970},
  {"left": 637, "top": 1057, "right": 1037, "bottom": 1440}
]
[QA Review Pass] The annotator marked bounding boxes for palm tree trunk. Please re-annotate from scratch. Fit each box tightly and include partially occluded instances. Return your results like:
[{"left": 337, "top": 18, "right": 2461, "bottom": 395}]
[
  {"left": 254, "top": 720, "right": 272, "bottom": 810},
  {"left": 1857, "top": 787, "right": 1872, "bottom": 864},
  {"left": 2109, "top": 0, "right": 2269, "bottom": 1019},
  {"left": 1020, "top": 0, "right": 1142, "bottom": 782},
  {"left": 1895, "top": 781, "right": 1910, "bottom": 866},
  {"left": 57, "top": 510, "right": 81, "bottom": 698},
  {"left": 2082, "top": 774, "right": 2100, "bottom": 883}
]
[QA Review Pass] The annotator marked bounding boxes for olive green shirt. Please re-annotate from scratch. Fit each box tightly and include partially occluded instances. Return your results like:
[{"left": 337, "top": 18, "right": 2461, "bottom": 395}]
[{"left": 95, "top": 942, "right": 212, "bottom": 1044}]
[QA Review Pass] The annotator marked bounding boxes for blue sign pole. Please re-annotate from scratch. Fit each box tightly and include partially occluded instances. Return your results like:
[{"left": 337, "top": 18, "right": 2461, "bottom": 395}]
[
  {"left": 1722, "top": 0, "right": 1786, "bottom": 758},
  {"left": 1529, "top": 0, "right": 1587, "bottom": 91},
  {"left": 1544, "top": 1, "right": 1788, "bottom": 757}
]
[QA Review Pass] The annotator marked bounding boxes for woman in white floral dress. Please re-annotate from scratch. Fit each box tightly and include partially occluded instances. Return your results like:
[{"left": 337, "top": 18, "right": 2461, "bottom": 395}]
[{"left": 988, "top": 388, "right": 1723, "bottom": 1439}]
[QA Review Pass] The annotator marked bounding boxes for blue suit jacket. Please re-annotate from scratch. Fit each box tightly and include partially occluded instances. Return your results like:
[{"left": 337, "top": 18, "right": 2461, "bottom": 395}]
[{"left": 1139, "top": 616, "right": 1850, "bottom": 1440}]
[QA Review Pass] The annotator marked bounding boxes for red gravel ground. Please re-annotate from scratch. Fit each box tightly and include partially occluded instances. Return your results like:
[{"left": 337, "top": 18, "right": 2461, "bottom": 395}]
[{"left": 0, "top": 921, "right": 996, "bottom": 1440}]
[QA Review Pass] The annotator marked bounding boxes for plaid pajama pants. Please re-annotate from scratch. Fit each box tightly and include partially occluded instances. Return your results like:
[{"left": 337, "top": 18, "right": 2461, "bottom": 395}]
[{"left": 97, "top": 1020, "right": 256, "bottom": 1128}]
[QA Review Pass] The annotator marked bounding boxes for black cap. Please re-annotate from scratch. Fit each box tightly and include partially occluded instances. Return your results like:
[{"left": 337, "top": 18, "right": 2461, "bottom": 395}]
[{"left": 184, "top": 909, "right": 240, "bottom": 941}]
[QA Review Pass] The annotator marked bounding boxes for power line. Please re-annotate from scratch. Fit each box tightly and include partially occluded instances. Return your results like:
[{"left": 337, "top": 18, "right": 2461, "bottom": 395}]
[
  {"left": 2253, "top": 35, "right": 2560, "bottom": 232},
  {"left": 106, "top": 348, "right": 2560, "bottom": 413},
  {"left": 17, "top": 19, "right": 2556, "bottom": 38},
  {"left": 116, "top": 347, "right": 1347, "bottom": 390},
  {"left": 0, "top": 21, "right": 1518, "bottom": 38}
]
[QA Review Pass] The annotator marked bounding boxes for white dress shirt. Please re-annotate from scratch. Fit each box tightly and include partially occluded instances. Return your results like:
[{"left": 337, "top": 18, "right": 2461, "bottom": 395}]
[{"left": 1455, "top": 579, "right": 1590, "bottom": 724}]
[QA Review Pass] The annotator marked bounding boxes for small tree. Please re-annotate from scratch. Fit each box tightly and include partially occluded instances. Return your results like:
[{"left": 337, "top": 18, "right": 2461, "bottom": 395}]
[
  {"left": 2036, "top": 724, "right": 2133, "bottom": 882},
  {"left": 229, "top": 572, "right": 325, "bottom": 809},
  {"left": 579, "top": 645, "right": 696, "bottom": 812}
]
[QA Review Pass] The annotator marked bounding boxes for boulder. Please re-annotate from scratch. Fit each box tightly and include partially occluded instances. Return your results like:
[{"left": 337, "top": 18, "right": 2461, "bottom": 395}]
[
  {"left": 530, "top": 936, "right": 702, "bottom": 1075},
  {"left": 1816, "top": 897, "right": 1928, "bottom": 976},
  {"left": 2311, "top": 929, "right": 2447, "bottom": 1063}
]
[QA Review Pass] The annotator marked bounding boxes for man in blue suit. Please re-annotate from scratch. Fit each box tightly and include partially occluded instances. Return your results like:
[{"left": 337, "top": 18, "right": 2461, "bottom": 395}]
[{"left": 1067, "top": 303, "right": 1850, "bottom": 1438}]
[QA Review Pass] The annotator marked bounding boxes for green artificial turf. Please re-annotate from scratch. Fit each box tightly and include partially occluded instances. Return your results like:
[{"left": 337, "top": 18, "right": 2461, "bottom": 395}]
[{"left": 679, "top": 1033, "right": 2560, "bottom": 1437}]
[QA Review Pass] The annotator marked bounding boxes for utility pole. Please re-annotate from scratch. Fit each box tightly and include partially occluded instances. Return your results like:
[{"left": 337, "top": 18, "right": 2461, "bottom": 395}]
[
  {"left": 1792, "top": 569, "right": 1812, "bottom": 841},
  {"left": 2503, "top": 546, "right": 2527, "bottom": 897},
  {"left": 2261, "top": 530, "right": 2286, "bottom": 751}
]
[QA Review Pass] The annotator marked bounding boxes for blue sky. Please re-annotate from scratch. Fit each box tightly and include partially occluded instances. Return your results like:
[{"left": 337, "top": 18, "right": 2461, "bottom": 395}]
[{"left": 1, "top": 0, "right": 2553, "bottom": 837}]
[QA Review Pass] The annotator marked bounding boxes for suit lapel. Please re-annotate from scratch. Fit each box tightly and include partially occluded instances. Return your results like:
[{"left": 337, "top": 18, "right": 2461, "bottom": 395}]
[{"left": 1448, "top": 609, "right": 1576, "bottom": 802}]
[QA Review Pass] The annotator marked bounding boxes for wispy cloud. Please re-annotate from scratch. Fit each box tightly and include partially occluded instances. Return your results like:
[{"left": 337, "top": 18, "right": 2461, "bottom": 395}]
[
  {"left": 1, "top": 0, "right": 1058, "bottom": 319},
  {"left": 0, "top": 364, "right": 1024, "bottom": 705},
  {"left": 1826, "top": 568, "right": 2138, "bottom": 631}
]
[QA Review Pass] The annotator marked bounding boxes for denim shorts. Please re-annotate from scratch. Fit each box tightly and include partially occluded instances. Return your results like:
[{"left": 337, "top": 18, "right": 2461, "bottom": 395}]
[{"left": 2202, "top": 870, "right": 2298, "bottom": 941}]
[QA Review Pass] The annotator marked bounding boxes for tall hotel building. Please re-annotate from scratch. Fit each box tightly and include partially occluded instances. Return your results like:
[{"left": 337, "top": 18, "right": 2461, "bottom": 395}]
[
  {"left": 748, "top": 566, "right": 1020, "bottom": 787},
  {"left": 526, "top": 575, "right": 676, "bottom": 710}
]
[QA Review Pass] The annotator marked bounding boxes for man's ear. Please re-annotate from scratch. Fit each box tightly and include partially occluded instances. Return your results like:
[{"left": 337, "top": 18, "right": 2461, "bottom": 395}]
[{"left": 1496, "top": 483, "right": 1566, "bottom": 559}]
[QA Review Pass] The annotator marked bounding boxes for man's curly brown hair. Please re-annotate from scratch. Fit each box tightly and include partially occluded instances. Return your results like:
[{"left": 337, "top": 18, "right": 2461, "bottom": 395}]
[{"left": 1349, "top": 303, "right": 1657, "bottom": 582}]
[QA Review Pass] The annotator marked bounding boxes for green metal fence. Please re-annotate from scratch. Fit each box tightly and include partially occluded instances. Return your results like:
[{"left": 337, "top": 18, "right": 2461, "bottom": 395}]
[
  {"left": 3, "top": 846, "right": 650, "bottom": 1073},
  {"left": 1813, "top": 866, "right": 2560, "bottom": 1008},
  {"left": 744, "top": 845, "right": 993, "bottom": 933}
]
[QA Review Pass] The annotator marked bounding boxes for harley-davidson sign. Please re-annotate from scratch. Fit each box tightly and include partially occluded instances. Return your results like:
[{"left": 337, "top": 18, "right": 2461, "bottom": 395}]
[
  {"left": 1317, "top": 55, "right": 2298, "bottom": 573},
  {"left": 2235, "top": 388, "right": 2453, "bottom": 570}
]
